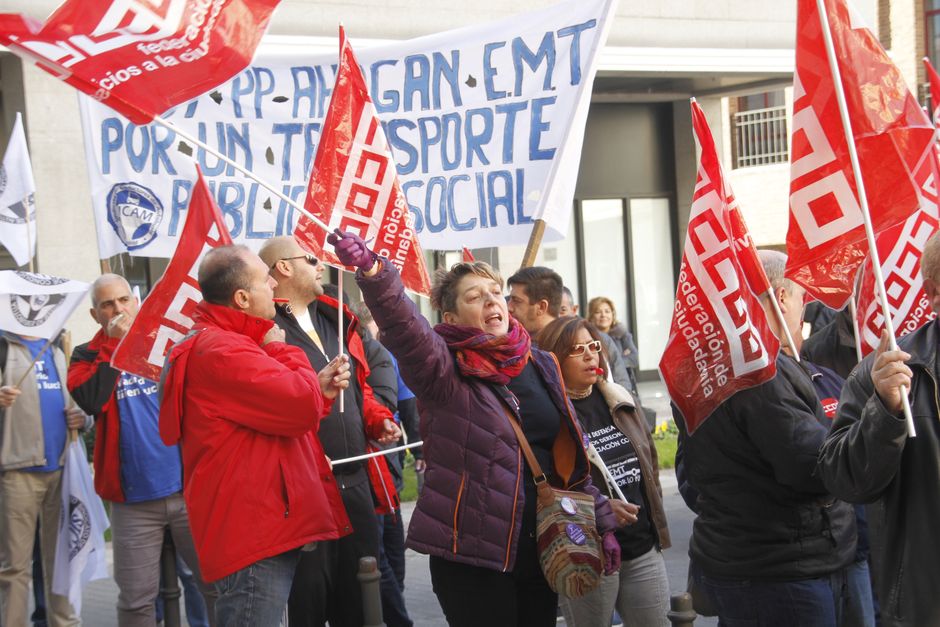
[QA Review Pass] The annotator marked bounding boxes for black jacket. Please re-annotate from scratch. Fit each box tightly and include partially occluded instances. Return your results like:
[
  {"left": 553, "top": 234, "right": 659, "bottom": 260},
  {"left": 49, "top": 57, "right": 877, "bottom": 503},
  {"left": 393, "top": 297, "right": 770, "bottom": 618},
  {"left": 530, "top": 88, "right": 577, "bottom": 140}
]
[
  {"left": 674, "top": 352, "right": 855, "bottom": 581},
  {"left": 819, "top": 319, "right": 940, "bottom": 626},
  {"left": 801, "top": 308, "right": 858, "bottom": 380}
]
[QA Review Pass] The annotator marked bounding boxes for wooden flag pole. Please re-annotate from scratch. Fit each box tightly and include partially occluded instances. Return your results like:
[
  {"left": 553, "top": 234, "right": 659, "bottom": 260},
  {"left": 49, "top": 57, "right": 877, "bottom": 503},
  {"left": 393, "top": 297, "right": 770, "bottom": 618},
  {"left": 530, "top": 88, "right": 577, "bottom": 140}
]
[
  {"left": 816, "top": 0, "right": 915, "bottom": 436},
  {"left": 151, "top": 115, "right": 332, "bottom": 236},
  {"left": 520, "top": 219, "right": 546, "bottom": 268}
]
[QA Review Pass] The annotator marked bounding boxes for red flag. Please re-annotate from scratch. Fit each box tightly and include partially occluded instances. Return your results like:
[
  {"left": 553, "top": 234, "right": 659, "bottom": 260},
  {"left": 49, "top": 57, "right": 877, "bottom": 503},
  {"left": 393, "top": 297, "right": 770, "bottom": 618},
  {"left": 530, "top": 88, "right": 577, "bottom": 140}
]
[
  {"left": 925, "top": 58, "right": 940, "bottom": 125},
  {"left": 0, "top": 0, "right": 279, "bottom": 125},
  {"left": 784, "top": 0, "right": 935, "bottom": 309},
  {"left": 659, "top": 102, "right": 780, "bottom": 434},
  {"left": 294, "top": 28, "right": 431, "bottom": 296},
  {"left": 111, "top": 169, "right": 231, "bottom": 381},
  {"left": 461, "top": 248, "right": 475, "bottom": 263}
]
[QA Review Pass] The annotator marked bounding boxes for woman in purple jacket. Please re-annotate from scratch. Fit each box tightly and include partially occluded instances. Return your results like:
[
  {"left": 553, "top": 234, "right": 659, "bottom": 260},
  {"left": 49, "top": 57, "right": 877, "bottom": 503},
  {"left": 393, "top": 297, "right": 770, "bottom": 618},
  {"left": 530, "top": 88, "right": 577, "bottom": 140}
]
[{"left": 329, "top": 231, "right": 619, "bottom": 627}]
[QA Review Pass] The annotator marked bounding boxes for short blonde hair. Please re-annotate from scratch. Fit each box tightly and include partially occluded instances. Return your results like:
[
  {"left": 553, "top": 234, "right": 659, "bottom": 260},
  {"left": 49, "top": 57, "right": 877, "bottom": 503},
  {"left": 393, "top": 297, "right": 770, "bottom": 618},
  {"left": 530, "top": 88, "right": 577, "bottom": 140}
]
[
  {"left": 587, "top": 296, "right": 618, "bottom": 327},
  {"left": 431, "top": 261, "right": 503, "bottom": 313}
]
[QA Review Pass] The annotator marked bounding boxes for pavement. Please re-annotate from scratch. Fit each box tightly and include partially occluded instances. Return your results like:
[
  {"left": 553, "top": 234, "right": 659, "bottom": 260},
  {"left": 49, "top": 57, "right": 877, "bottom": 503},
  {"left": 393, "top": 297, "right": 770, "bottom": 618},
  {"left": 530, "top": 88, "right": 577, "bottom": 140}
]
[{"left": 76, "top": 379, "right": 720, "bottom": 626}]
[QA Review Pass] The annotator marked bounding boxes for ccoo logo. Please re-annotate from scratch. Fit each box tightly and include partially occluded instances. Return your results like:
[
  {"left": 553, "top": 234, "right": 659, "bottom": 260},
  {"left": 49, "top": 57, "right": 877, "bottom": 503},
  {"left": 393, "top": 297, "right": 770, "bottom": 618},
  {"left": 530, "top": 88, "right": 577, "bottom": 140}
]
[{"left": 106, "top": 183, "right": 163, "bottom": 250}]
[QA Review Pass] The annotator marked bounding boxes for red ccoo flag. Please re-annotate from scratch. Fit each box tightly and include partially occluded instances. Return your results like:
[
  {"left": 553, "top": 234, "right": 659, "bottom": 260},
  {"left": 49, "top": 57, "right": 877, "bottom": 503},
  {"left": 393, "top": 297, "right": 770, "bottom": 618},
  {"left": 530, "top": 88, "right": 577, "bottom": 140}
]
[
  {"left": 0, "top": 0, "right": 279, "bottom": 125},
  {"left": 784, "top": 0, "right": 936, "bottom": 309},
  {"left": 659, "top": 102, "right": 779, "bottom": 434},
  {"left": 925, "top": 57, "right": 940, "bottom": 125},
  {"left": 111, "top": 169, "right": 232, "bottom": 381},
  {"left": 294, "top": 27, "right": 431, "bottom": 296}
]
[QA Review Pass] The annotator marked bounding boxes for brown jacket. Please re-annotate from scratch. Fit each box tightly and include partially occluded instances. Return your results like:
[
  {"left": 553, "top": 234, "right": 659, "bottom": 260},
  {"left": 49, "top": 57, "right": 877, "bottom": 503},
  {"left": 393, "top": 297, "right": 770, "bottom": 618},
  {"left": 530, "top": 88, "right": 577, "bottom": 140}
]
[{"left": 595, "top": 379, "right": 671, "bottom": 549}]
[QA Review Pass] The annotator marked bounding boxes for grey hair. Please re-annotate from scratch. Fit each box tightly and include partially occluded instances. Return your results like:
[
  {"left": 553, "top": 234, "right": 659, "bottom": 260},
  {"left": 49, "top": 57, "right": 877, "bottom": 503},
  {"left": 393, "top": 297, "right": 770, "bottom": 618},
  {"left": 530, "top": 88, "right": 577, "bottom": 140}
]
[{"left": 758, "top": 249, "right": 798, "bottom": 294}]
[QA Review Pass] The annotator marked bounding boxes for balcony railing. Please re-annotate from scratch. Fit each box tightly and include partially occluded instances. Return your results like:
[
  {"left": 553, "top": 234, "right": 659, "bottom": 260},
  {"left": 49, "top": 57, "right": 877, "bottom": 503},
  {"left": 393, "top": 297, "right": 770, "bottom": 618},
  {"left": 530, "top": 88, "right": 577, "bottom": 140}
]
[{"left": 733, "top": 105, "right": 789, "bottom": 169}]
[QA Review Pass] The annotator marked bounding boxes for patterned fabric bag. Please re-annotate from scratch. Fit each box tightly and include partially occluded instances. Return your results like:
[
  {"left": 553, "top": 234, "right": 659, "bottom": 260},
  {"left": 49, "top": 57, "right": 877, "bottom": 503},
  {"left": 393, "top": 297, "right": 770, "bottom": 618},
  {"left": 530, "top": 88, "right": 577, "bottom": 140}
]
[{"left": 504, "top": 410, "right": 604, "bottom": 598}]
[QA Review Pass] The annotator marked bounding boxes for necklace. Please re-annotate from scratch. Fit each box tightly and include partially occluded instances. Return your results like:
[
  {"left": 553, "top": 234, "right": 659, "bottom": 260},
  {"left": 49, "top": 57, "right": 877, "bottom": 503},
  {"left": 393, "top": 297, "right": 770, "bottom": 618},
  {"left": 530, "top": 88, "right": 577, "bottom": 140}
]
[{"left": 566, "top": 386, "right": 593, "bottom": 400}]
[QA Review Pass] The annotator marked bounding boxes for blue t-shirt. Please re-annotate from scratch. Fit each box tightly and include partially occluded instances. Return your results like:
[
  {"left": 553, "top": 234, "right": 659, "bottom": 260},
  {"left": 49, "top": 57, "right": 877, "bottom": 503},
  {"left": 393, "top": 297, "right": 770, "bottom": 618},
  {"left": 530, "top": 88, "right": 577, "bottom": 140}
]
[
  {"left": 115, "top": 372, "right": 182, "bottom": 503},
  {"left": 22, "top": 338, "right": 66, "bottom": 473}
]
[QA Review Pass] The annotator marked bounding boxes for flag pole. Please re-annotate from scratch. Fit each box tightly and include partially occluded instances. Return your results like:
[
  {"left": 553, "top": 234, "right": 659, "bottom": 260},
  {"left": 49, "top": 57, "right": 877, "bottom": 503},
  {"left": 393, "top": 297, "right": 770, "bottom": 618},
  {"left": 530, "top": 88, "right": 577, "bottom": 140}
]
[
  {"left": 13, "top": 335, "right": 56, "bottom": 389},
  {"left": 151, "top": 115, "right": 331, "bottom": 235},
  {"left": 816, "top": 0, "right": 915, "bottom": 436},
  {"left": 520, "top": 219, "right": 546, "bottom": 268},
  {"left": 848, "top": 292, "right": 864, "bottom": 364},
  {"left": 24, "top": 208, "right": 34, "bottom": 273},
  {"left": 762, "top": 289, "right": 801, "bottom": 361},
  {"left": 586, "top": 443, "right": 629, "bottom": 503},
  {"left": 337, "top": 269, "right": 344, "bottom": 413}
]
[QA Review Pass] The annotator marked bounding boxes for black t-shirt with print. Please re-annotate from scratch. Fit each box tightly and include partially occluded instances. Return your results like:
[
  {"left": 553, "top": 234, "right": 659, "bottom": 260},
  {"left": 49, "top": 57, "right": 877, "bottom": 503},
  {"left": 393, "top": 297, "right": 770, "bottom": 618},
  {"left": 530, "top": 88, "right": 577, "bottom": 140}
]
[{"left": 573, "top": 387, "right": 654, "bottom": 560}]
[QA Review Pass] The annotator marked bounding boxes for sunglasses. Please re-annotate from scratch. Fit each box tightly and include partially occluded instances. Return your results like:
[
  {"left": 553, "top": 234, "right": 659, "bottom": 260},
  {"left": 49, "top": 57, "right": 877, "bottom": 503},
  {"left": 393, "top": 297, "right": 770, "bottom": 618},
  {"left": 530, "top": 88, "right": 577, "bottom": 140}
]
[
  {"left": 567, "top": 340, "right": 602, "bottom": 358},
  {"left": 273, "top": 254, "right": 319, "bottom": 269}
]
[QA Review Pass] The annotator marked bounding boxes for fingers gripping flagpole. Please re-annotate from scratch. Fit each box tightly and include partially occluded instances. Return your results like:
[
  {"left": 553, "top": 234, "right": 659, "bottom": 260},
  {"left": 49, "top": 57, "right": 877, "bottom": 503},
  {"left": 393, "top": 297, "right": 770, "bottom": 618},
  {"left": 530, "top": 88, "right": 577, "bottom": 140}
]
[{"left": 816, "top": 0, "right": 916, "bottom": 437}]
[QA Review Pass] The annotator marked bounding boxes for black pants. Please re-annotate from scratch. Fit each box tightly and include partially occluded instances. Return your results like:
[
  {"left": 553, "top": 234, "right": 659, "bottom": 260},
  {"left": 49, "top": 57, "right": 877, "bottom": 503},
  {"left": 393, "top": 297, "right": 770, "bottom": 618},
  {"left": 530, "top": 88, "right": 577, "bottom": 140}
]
[
  {"left": 288, "top": 473, "right": 381, "bottom": 627},
  {"left": 428, "top": 508, "right": 556, "bottom": 627}
]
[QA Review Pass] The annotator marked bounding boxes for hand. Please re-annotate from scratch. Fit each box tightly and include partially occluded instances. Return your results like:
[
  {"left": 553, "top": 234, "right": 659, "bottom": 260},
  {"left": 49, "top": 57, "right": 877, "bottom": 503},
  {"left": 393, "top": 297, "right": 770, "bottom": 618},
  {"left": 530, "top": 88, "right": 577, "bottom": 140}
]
[
  {"left": 106, "top": 312, "right": 133, "bottom": 338},
  {"left": 262, "top": 324, "right": 286, "bottom": 346},
  {"left": 318, "top": 354, "right": 351, "bottom": 400},
  {"left": 65, "top": 408, "right": 86, "bottom": 430},
  {"left": 327, "top": 229, "right": 375, "bottom": 271},
  {"left": 602, "top": 530, "right": 621, "bottom": 575},
  {"left": 0, "top": 386, "right": 21, "bottom": 408},
  {"left": 414, "top": 458, "right": 426, "bottom": 473},
  {"left": 872, "top": 330, "right": 912, "bottom": 415},
  {"left": 375, "top": 419, "right": 402, "bottom": 445},
  {"left": 610, "top": 499, "right": 640, "bottom": 527}
]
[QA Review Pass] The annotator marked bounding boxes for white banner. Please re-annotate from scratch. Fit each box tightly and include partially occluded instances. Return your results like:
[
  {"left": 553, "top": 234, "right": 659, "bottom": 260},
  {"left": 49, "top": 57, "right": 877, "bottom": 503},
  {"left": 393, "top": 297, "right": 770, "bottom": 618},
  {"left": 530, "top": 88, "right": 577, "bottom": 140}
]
[
  {"left": 52, "top": 438, "right": 110, "bottom": 615},
  {"left": 78, "top": 0, "right": 616, "bottom": 256},
  {"left": 0, "top": 271, "right": 91, "bottom": 339},
  {"left": 0, "top": 112, "right": 37, "bottom": 266}
]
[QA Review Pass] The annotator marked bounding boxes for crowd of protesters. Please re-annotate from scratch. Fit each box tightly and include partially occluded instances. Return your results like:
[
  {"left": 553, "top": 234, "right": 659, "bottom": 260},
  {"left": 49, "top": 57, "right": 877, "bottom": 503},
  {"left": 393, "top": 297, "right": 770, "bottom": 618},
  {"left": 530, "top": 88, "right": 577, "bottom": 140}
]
[{"left": 2, "top": 228, "right": 939, "bottom": 627}]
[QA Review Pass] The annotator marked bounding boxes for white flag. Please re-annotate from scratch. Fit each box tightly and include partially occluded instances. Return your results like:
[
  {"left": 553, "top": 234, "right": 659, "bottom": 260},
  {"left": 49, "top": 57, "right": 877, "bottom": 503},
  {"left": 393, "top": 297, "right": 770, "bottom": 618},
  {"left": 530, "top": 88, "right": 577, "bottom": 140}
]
[
  {"left": 52, "top": 439, "right": 110, "bottom": 615},
  {"left": 0, "top": 271, "right": 89, "bottom": 339},
  {"left": 0, "top": 112, "right": 36, "bottom": 266}
]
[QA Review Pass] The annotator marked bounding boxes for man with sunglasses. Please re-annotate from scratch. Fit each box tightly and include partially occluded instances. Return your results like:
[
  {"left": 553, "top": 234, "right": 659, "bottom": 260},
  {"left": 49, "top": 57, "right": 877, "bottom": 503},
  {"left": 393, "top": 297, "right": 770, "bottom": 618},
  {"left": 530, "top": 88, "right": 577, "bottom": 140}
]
[{"left": 258, "top": 236, "right": 401, "bottom": 627}]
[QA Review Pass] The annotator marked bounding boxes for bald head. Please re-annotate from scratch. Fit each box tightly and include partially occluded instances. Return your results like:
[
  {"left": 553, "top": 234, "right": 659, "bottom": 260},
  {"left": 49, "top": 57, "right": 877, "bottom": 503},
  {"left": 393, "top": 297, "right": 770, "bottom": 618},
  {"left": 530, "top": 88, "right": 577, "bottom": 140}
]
[
  {"left": 257, "top": 236, "right": 299, "bottom": 269},
  {"left": 258, "top": 235, "right": 324, "bottom": 305},
  {"left": 198, "top": 245, "right": 254, "bottom": 305}
]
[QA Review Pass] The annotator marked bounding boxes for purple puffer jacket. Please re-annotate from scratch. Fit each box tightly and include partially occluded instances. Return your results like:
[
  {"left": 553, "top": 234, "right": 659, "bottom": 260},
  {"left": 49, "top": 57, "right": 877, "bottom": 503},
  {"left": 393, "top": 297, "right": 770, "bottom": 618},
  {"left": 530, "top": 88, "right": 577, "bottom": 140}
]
[{"left": 358, "top": 260, "right": 616, "bottom": 572}]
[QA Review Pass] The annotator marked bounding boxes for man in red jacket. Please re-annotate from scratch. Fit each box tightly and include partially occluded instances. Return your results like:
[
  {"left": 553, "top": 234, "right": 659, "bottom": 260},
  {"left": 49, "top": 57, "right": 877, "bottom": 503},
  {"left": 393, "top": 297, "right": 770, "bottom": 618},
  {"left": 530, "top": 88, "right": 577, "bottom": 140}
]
[
  {"left": 159, "top": 245, "right": 352, "bottom": 626},
  {"left": 258, "top": 236, "right": 400, "bottom": 627}
]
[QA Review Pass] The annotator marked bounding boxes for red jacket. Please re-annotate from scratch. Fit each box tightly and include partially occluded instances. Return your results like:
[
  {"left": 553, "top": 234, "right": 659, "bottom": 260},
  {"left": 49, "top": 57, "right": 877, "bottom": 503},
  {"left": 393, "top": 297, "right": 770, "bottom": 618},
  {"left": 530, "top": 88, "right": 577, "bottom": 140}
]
[
  {"left": 159, "top": 302, "right": 350, "bottom": 582},
  {"left": 68, "top": 331, "right": 129, "bottom": 502}
]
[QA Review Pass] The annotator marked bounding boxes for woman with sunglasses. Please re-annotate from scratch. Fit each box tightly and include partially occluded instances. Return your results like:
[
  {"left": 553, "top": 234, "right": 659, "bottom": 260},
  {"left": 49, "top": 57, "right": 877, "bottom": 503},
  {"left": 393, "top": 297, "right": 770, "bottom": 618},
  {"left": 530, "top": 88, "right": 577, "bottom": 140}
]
[
  {"left": 538, "top": 315, "right": 672, "bottom": 627},
  {"left": 328, "top": 231, "right": 620, "bottom": 627}
]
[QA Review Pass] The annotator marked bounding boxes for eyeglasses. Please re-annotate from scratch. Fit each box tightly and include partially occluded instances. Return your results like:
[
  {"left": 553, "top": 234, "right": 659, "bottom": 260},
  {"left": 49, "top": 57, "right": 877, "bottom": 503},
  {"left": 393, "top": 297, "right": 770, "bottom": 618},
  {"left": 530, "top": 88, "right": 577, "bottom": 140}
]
[
  {"left": 567, "top": 340, "right": 602, "bottom": 358},
  {"left": 272, "top": 254, "right": 319, "bottom": 269}
]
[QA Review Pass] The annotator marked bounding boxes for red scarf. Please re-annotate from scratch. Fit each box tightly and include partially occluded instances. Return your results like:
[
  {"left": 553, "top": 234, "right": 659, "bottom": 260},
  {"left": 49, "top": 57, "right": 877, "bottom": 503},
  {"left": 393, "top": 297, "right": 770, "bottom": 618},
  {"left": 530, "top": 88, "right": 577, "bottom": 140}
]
[{"left": 434, "top": 317, "right": 531, "bottom": 385}]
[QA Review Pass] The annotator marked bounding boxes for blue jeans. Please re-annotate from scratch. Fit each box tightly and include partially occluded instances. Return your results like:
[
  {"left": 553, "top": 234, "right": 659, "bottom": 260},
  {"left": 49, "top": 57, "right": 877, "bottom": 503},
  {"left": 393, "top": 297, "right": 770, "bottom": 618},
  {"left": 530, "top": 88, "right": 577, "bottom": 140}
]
[
  {"left": 214, "top": 549, "right": 300, "bottom": 627},
  {"left": 702, "top": 574, "right": 838, "bottom": 627},
  {"left": 843, "top": 560, "right": 876, "bottom": 627}
]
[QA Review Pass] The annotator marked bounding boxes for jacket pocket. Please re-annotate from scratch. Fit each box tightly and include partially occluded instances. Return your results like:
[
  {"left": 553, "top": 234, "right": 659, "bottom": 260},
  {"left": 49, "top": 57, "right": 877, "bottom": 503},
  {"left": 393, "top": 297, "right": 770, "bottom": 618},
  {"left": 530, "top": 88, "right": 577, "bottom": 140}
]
[{"left": 452, "top": 472, "right": 467, "bottom": 553}]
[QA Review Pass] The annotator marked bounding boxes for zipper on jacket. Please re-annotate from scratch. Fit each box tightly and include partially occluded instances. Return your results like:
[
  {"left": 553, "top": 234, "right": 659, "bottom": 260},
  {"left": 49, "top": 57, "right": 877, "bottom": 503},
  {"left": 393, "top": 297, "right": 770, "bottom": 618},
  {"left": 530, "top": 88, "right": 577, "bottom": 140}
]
[
  {"left": 452, "top": 472, "right": 467, "bottom": 553},
  {"left": 280, "top": 459, "right": 291, "bottom": 518},
  {"left": 503, "top": 446, "right": 522, "bottom": 572}
]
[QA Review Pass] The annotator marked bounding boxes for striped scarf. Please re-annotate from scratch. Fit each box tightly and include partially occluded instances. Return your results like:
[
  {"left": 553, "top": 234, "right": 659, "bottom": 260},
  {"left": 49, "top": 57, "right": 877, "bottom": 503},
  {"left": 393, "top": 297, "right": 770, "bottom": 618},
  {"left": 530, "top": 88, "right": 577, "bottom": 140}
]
[{"left": 434, "top": 317, "right": 531, "bottom": 385}]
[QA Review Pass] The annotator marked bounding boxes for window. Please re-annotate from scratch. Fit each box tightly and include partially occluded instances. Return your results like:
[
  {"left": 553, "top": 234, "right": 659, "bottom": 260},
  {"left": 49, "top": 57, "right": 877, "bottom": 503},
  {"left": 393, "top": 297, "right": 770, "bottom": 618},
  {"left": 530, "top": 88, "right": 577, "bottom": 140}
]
[
  {"left": 731, "top": 90, "right": 788, "bottom": 169},
  {"left": 928, "top": 1, "right": 940, "bottom": 70}
]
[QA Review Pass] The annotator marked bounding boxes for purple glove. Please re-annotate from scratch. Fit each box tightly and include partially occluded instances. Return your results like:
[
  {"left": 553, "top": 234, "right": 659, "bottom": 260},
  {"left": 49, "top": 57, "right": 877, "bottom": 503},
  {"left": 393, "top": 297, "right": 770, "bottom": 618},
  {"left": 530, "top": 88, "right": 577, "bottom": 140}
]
[
  {"left": 602, "top": 530, "right": 621, "bottom": 575},
  {"left": 327, "top": 229, "right": 375, "bottom": 271}
]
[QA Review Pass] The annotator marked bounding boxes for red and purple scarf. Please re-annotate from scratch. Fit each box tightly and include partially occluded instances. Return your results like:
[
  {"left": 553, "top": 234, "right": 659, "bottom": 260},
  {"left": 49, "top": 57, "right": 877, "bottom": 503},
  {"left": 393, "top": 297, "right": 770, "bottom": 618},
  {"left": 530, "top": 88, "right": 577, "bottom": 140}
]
[{"left": 435, "top": 318, "right": 531, "bottom": 385}]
